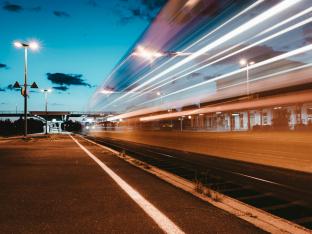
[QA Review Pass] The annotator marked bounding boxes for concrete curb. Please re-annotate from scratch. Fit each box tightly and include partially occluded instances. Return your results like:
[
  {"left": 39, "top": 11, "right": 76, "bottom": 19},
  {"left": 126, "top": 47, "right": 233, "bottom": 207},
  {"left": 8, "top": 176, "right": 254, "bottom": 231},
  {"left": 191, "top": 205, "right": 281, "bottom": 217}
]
[{"left": 80, "top": 135, "right": 312, "bottom": 234}]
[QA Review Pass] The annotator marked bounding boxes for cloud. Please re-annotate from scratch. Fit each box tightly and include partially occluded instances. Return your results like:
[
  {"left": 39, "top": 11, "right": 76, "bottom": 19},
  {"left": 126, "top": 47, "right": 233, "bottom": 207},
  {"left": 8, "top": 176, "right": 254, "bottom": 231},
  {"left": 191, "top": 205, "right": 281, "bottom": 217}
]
[
  {"left": 52, "top": 86, "right": 69, "bottom": 91},
  {"left": 115, "top": 0, "right": 167, "bottom": 24},
  {"left": 2, "top": 2, "right": 41, "bottom": 13},
  {"left": 53, "top": 10, "right": 70, "bottom": 18},
  {"left": 87, "top": 0, "right": 99, "bottom": 8},
  {"left": 0, "top": 63, "right": 8, "bottom": 69},
  {"left": 2, "top": 1, "right": 23, "bottom": 12},
  {"left": 47, "top": 73, "right": 91, "bottom": 88},
  {"left": 6, "top": 84, "right": 19, "bottom": 91}
]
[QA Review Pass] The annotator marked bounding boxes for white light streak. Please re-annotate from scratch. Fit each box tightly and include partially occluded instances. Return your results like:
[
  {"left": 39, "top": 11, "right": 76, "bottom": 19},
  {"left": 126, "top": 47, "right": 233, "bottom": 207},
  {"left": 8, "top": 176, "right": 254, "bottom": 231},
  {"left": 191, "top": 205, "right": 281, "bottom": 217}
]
[
  {"left": 102, "top": 0, "right": 267, "bottom": 107},
  {"left": 127, "top": 15, "right": 312, "bottom": 104}
]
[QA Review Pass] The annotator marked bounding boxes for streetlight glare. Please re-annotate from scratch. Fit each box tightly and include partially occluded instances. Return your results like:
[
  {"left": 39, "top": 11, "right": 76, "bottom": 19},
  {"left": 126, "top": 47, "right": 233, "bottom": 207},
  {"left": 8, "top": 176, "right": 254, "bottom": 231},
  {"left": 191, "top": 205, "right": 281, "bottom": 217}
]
[
  {"left": 13, "top": 40, "right": 40, "bottom": 51},
  {"left": 29, "top": 41, "right": 40, "bottom": 51},
  {"left": 13, "top": 41, "right": 23, "bottom": 48},
  {"left": 132, "top": 45, "right": 164, "bottom": 62},
  {"left": 239, "top": 59, "right": 247, "bottom": 66},
  {"left": 101, "top": 89, "right": 115, "bottom": 94}
]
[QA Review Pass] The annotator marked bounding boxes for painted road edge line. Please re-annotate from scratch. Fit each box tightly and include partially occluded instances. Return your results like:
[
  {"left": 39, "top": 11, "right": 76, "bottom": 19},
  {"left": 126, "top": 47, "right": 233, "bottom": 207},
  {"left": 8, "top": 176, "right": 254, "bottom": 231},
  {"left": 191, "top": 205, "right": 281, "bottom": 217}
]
[
  {"left": 70, "top": 134, "right": 184, "bottom": 234},
  {"left": 81, "top": 135, "right": 312, "bottom": 234}
]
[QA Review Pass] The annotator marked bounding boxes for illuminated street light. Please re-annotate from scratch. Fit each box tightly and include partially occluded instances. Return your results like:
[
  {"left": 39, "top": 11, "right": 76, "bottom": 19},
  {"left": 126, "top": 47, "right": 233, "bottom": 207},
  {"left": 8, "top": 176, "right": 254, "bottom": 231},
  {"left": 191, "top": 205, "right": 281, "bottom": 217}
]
[
  {"left": 239, "top": 59, "right": 255, "bottom": 96},
  {"left": 41, "top": 89, "right": 52, "bottom": 134},
  {"left": 13, "top": 39, "right": 40, "bottom": 137},
  {"left": 132, "top": 45, "right": 164, "bottom": 62},
  {"left": 132, "top": 45, "right": 193, "bottom": 63},
  {"left": 156, "top": 91, "right": 165, "bottom": 105}
]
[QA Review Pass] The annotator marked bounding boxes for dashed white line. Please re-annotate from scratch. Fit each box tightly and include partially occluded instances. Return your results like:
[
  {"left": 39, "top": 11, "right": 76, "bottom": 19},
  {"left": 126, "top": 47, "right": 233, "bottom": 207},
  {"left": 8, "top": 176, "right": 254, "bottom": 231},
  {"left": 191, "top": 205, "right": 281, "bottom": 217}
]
[{"left": 70, "top": 135, "right": 185, "bottom": 234}]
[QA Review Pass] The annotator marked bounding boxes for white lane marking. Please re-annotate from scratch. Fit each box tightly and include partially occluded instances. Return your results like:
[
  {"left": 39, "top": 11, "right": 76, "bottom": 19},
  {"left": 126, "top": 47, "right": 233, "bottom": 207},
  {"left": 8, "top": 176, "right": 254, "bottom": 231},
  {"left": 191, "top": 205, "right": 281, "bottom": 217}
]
[
  {"left": 70, "top": 135, "right": 185, "bottom": 234},
  {"left": 146, "top": 149, "right": 176, "bottom": 158}
]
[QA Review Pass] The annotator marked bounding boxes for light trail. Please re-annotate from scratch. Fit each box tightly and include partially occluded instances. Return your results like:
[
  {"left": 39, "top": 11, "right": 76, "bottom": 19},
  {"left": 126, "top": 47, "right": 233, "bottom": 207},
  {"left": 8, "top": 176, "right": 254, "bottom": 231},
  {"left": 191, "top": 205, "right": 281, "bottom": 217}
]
[
  {"left": 107, "top": 62, "right": 312, "bottom": 122},
  {"left": 136, "top": 44, "right": 312, "bottom": 108},
  {"left": 101, "top": 0, "right": 267, "bottom": 108},
  {"left": 125, "top": 6, "right": 312, "bottom": 102},
  {"left": 139, "top": 90, "right": 312, "bottom": 122},
  {"left": 104, "top": 0, "right": 302, "bottom": 109},
  {"left": 124, "top": 11, "right": 312, "bottom": 104},
  {"left": 134, "top": 16, "right": 312, "bottom": 104}
]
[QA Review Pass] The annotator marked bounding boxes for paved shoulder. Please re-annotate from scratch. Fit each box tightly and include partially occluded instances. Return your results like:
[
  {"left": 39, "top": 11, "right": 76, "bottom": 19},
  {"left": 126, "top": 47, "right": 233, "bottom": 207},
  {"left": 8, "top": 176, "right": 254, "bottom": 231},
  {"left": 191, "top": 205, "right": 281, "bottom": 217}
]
[{"left": 0, "top": 135, "right": 162, "bottom": 233}]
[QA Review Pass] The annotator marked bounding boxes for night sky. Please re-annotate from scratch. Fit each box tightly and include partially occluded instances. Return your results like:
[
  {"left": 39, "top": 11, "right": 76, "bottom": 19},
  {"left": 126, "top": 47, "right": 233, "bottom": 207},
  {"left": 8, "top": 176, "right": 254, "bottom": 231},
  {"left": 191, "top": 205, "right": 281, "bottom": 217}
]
[{"left": 0, "top": 0, "right": 166, "bottom": 111}]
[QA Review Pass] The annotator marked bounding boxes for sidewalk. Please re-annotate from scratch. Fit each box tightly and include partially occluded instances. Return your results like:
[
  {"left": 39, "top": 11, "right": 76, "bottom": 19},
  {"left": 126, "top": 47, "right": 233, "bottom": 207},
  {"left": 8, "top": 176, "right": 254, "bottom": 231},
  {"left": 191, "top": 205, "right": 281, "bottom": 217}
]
[{"left": 0, "top": 135, "right": 264, "bottom": 233}]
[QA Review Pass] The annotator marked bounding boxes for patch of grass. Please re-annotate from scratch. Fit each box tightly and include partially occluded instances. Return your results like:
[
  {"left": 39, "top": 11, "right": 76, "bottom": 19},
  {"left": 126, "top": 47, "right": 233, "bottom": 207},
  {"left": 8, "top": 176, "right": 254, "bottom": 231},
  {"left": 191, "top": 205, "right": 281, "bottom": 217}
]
[
  {"left": 119, "top": 150, "right": 126, "bottom": 157},
  {"left": 244, "top": 212, "right": 257, "bottom": 218},
  {"left": 131, "top": 159, "right": 151, "bottom": 170},
  {"left": 194, "top": 180, "right": 205, "bottom": 194},
  {"left": 193, "top": 179, "right": 223, "bottom": 202}
]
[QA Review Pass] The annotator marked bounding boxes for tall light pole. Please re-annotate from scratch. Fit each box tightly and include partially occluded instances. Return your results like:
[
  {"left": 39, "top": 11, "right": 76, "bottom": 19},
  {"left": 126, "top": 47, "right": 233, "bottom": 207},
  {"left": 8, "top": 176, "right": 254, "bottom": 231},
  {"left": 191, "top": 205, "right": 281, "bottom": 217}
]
[
  {"left": 41, "top": 89, "right": 52, "bottom": 134},
  {"left": 240, "top": 59, "right": 255, "bottom": 131},
  {"left": 13, "top": 40, "right": 40, "bottom": 137},
  {"left": 239, "top": 59, "right": 255, "bottom": 96},
  {"left": 156, "top": 91, "right": 163, "bottom": 105}
]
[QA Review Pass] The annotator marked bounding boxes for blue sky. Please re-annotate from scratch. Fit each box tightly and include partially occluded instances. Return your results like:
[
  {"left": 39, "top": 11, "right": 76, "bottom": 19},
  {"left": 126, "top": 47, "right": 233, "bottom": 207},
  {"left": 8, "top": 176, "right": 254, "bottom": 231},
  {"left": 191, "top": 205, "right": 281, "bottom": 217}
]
[{"left": 0, "top": 0, "right": 166, "bottom": 111}]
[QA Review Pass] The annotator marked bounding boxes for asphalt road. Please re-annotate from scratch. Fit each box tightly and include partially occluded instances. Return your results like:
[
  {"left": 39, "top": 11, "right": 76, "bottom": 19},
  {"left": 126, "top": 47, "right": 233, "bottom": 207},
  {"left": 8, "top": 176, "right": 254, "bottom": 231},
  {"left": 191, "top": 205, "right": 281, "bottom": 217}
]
[{"left": 0, "top": 135, "right": 265, "bottom": 233}]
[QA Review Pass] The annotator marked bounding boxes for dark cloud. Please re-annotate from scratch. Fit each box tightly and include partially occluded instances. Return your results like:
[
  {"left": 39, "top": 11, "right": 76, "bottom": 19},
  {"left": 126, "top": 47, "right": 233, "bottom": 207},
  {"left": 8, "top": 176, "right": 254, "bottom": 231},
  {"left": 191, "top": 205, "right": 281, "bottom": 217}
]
[
  {"left": 6, "top": 84, "right": 19, "bottom": 91},
  {"left": 0, "top": 63, "right": 8, "bottom": 69},
  {"left": 47, "top": 73, "right": 91, "bottom": 88},
  {"left": 52, "top": 86, "right": 69, "bottom": 91},
  {"left": 115, "top": 0, "right": 167, "bottom": 24},
  {"left": 141, "top": 0, "right": 168, "bottom": 10},
  {"left": 2, "top": 2, "right": 41, "bottom": 13},
  {"left": 53, "top": 10, "right": 70, "bottom": 18},
  {"left": 87, "top": 0, "right": 99, "bottom": 8},
  {"left": 3, "top": 1, "right": 23, "bottom": 12}
]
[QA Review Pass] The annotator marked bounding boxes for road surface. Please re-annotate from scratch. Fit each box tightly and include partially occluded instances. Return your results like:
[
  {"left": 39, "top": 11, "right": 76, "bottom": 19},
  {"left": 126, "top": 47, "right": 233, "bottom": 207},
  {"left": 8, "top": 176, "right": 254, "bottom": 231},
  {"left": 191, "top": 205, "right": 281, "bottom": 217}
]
[{"left": 0, "top": 135, "right": 264, "bottom": 233}]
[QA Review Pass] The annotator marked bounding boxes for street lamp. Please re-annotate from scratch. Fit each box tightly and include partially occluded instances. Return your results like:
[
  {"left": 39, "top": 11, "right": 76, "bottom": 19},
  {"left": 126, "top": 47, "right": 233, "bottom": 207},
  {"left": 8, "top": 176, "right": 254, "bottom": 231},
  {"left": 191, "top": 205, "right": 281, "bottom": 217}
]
[
  {"left": 132, "top": 45, "right": 164, "bottom": 62},
  {"left": 156, "top": 91, "right": 164, "bottom": 105},
  {"left": 13, "top": 40, "right": 40, "bottom": 137},
  {"left": 132, "top": 45, "right": 193, "bottom": 63},
  {"left": 239, "top": 59, "right": 255, "bottom": 96},
  {"left": 41, "top": 89, "right": 52, "bottom": 134}
]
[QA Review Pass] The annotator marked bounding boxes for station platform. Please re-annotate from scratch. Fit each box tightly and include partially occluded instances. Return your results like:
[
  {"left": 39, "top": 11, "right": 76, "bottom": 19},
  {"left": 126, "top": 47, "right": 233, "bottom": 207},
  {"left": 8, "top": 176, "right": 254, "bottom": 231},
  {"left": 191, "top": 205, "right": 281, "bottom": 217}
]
[{"left": 0, "top": 134, "right": 264, "bottom": 233}]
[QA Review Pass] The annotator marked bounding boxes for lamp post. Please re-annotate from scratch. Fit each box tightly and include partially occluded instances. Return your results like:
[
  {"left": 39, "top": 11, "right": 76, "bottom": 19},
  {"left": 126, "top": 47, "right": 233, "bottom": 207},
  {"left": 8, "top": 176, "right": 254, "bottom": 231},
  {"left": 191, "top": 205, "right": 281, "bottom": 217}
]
[
  {"left": 132, "top": 45, "right": 193, "bottom": 63},
  {"left": 239, "top": 59, "right": 255, "bottom": 96},
  {"left": 239, "top": 59, "right": 255, "bottom": 131},
  {"left": 156, "top": 91, "right": 163, "bottom": 105},
  {"left": 41, "top": 89, "right": 52, "bottom": 134},
  {"left": 13, "top": 40, "right": 40, "bottom": 137}
]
